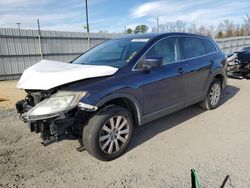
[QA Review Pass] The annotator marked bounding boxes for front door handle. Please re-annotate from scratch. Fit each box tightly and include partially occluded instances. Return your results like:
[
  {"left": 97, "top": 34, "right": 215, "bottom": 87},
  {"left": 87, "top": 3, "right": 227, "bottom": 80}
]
[{"left": 178, "top": 67, "right": 184, "bottom": 74}]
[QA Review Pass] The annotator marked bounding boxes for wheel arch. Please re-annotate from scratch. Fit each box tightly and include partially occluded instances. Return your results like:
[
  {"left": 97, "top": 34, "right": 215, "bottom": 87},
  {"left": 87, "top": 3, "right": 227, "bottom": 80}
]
[
  {"left": 207, "top": 69, "right": 227, "bottom": 91},
  {"left": 96, "top": 94, "right": 143, "bottom": 126},
  {"left": 214, "top": 74, "right": 225, "bottom": 88}
]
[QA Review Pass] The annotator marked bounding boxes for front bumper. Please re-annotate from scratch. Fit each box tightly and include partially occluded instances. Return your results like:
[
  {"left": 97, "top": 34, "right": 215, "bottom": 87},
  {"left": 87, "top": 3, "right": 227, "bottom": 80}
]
[
  {"left": 28, "top": 116, "right": 76, "bottom": 146},
  {"left": 16, "top": 98, "right": 93, "bottom": 146}
]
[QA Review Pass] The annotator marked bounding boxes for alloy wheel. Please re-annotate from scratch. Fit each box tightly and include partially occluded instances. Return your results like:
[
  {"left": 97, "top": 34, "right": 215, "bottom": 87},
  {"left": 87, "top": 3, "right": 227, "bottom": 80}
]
[
  {"left": 209, "top": 82, "right": 221, "bottom": 106},
  {"left": 99, "top": 116, "right": 129, "bottom": 154}
]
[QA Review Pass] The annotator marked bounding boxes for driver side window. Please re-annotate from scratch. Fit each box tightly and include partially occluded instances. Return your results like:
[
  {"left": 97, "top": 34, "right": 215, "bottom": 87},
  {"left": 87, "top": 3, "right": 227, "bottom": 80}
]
[{"left": 145, "top": 37, "right": 179, "bottom": 65}]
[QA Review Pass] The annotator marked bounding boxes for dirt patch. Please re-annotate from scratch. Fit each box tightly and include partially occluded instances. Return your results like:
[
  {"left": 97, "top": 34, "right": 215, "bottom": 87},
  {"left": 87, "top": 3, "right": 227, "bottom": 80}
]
[
  {"left": 0, "top": 80, "right": 26, "bottom": 110},
  {"left": 0, "top": 79, "right": 250, "bottom": 187}
]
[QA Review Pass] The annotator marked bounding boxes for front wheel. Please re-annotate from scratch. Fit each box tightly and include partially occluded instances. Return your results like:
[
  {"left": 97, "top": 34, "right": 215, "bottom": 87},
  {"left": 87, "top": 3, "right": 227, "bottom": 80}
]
[
  {"left": 200, "top": 78, "right": 222, "bottom": 110},
  {"left": 83, "top": 105, "right": 133, "bottom": 161}
]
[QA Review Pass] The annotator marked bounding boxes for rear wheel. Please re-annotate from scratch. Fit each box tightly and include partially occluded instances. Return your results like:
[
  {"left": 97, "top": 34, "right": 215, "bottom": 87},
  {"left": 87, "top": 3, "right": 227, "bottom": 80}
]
[
  {"left": 83, "top": 105, "right": 133, "bottom": 161},
  {"left": 200, "top": 78, "right": 222, "bottom": 110}
]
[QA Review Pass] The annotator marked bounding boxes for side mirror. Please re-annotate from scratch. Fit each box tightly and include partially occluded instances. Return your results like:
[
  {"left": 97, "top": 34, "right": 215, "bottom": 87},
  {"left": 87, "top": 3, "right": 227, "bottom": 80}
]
[{"left": 140, "top": 57, "right": 163, "bottom": 69}]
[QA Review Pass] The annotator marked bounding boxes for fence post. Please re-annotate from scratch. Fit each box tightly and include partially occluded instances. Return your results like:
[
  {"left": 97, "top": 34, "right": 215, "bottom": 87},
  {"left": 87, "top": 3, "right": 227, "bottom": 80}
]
[
  {"left": 38, "top": 35, "right": 43, "bottom": 60},
  {"left": 235, "top": 38, "right": 237, "bottom": 51},
  {"left": 221, "top": 39, "right": 224, "bottom": 51},
  {"left": 229, "top": 39, "right": 231, "bottom": 52},
  {"left": 87, "top": 32, "right": 90, "bottom": 49}
]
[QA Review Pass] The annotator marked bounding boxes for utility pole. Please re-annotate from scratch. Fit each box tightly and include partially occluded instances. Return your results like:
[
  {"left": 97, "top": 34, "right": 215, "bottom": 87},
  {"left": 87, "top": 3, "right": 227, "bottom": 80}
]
[
  {"left": 85, "top": 0, "right": 90, "bottom": 49},
  {"left": 37, "top": 19, "right": 43, "bottom": 60},
  {"left": 37, "top": 19, "right": 41, "bottom": 36},
  {"left": 16, "top": 23, "right": 21, "bottom": 33},
  {"left": 156, "top": 17, "right": 159, "bottom": 33},
  {"left": 16, "top": 23, "right": 22, "bottom": 36}
]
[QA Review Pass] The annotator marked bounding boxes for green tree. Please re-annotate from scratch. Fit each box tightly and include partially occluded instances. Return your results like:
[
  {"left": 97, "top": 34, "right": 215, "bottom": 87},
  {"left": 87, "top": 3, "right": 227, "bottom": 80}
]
[
  {"left": 126, "top": 28, "right": 133, "bottom": 34},
  {"left": 216, "top": 31, "right": 224, "bottom": 38},
  {"left": 134, "top": 25, "right": 148, "bottom": 34}
]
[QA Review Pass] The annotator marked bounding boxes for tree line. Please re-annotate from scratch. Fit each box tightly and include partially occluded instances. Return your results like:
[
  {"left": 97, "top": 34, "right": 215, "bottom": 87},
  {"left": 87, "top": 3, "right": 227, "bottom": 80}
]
[{"left": 126, "top": 15, "right": 250, "bottom": 38}]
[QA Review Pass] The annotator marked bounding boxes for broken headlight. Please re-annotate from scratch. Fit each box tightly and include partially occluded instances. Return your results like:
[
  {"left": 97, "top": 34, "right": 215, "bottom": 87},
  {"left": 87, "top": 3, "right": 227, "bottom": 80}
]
[{"left": 27, "top": 91, "right": 86, "bottom": 120}]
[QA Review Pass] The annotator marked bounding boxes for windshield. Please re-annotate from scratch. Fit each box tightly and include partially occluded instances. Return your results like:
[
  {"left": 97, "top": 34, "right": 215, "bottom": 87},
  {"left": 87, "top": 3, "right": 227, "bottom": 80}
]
[{"left": 72, "top": 38, "right": 150, "bottom": 68}]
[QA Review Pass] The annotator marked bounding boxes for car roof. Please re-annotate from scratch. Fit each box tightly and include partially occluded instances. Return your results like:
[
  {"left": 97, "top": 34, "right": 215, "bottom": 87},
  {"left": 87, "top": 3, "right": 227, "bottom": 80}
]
[{"left": 119, "top": 32, "right": 210, "bottom": 40}]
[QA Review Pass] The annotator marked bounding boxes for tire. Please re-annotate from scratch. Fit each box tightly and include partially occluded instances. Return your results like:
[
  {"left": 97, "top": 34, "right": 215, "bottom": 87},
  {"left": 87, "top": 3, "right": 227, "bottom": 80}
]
[
  {"left": 200, "top": 78, "right": 222, "bottom": 110},
  {"left": 83, "top": 105, "right": 133, "bottom": 161}
]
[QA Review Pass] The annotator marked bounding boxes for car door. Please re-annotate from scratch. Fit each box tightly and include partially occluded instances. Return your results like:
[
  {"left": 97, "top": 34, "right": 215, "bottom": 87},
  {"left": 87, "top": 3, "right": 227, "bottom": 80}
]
[
  {"left": 138, "top": 37, "right": 189, "bottom": 119},
  {"left": 178, "top": 37, "right": 213, "bottom": 104}
]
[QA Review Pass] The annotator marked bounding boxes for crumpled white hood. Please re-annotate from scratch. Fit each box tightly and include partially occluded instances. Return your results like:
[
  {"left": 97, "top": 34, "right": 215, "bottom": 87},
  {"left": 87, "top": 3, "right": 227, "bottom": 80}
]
[{"left": 17, "top": 59, "right": 118, "bottom": 90}]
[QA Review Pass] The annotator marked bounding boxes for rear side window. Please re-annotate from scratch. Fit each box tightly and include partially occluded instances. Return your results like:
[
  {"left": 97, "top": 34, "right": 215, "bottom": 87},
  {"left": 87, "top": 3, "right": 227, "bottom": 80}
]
[
  {"left": 179, "top": 37, "right": 206, "bottom": 59},
  {"left": 202, "top": 39, "right": 217, "bottom": 53}
]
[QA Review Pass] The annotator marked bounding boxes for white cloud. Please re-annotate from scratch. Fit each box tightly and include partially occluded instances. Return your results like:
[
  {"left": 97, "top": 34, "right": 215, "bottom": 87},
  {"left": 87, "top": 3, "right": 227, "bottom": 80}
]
[
  {"left": 131, "top": 1, "right": 185, "bottom": 18},
  {"left": 130, "top": 0, "right": 250, "bottom": 26}
]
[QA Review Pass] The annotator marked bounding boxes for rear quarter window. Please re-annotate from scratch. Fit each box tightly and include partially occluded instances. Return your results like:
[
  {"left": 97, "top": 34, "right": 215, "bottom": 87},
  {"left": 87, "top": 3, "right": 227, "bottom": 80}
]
[
  {"left": 202, "top": 39, "right": 217, "bottom": 54},
  {"left": 179, "top": 37, "right": 206, "bottom": 59}
]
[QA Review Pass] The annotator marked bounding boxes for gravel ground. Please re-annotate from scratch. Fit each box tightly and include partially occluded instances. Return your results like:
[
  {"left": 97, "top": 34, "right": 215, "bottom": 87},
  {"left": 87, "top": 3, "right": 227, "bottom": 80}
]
[{"left": 0, "top": 79, "right": 250, "bottom": 187}]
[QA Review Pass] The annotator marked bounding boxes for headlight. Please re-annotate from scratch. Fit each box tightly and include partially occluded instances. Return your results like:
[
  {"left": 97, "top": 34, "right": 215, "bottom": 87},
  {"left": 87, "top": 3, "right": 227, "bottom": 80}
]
[
  {"left": 27, "top": 91, "right": 86, "bottom": 120},
  {"left": 227, "top": 53, "right": 237, "bottom": 62}
]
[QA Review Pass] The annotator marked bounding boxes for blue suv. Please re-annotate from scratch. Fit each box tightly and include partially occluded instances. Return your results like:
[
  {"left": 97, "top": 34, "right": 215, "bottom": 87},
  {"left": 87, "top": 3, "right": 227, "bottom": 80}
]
[{"left": 16, "top": 32, "right": 227, "bottom": 161}]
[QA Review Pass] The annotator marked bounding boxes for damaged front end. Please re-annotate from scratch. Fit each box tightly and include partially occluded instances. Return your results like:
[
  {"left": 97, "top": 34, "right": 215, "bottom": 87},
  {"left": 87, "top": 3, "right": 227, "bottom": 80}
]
[
  {"left": 16, "top": 90, "right": 96, "bottom": 146},
  {"left": 226, "top": 47, "right": 250, "bottom": 79}
]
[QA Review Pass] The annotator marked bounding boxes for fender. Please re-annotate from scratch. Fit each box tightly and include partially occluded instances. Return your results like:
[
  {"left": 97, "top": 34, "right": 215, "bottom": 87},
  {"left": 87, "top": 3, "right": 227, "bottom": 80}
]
[
  {"left": 96, "top": 93, "right": 144, "bottom": 125},
  {"left": 206, "top": 68, "right": 227, "bottom": 92}
]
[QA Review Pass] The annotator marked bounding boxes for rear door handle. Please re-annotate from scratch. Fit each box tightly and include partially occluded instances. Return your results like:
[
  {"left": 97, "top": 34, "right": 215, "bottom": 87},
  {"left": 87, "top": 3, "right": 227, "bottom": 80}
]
[{"left": 178, "top": 67, "right": 184, "bottom": 73}]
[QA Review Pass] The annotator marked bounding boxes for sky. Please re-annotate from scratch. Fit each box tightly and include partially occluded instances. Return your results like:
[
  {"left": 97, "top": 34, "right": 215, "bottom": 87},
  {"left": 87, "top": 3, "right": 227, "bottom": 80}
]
[{"left": 0, "top": 0, "right": 249, "bottom": 33}]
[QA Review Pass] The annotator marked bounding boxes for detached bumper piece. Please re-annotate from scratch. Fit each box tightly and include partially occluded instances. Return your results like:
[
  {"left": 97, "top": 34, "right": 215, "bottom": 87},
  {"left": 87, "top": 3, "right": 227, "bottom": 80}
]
[
  {"left": 16, "top": 96, "right": 34, "bottom": 116},
  {"left": 226, "top": 72, "right": 243, "bottom": 79},
  {"left": 29, "top": 117, "right": 77, "bottom": 146}
]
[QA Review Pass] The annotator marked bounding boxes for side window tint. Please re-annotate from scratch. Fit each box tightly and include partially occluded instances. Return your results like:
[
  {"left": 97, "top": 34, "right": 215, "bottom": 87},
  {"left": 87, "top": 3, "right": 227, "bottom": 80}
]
[
  {"left": 180, "top": 37, "right": 206, "bottom": 59},
  {"left": 145, "top": 38, "right": 179, "bottom": 65},
  {"left": 202, "top": 39, "right": 217, "bottom": 53}
]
